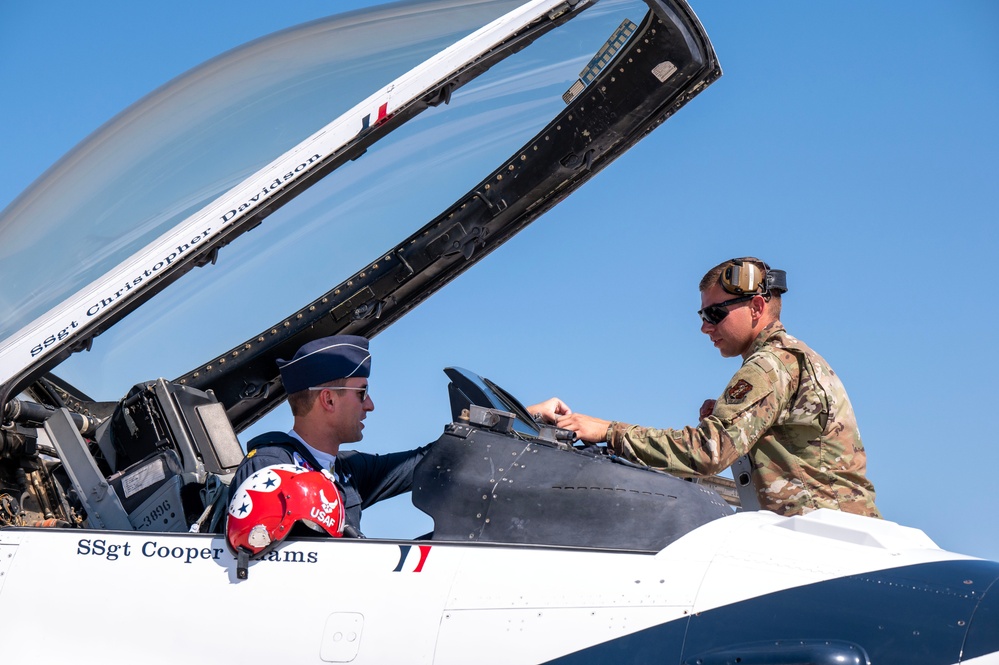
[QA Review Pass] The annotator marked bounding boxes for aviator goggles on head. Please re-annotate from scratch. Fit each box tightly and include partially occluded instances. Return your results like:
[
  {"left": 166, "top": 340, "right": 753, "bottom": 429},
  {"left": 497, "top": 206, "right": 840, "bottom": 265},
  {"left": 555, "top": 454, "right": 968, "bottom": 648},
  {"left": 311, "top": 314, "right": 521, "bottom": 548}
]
[{"left": 309, "top": 385, "right": 368, "bottom": 402}]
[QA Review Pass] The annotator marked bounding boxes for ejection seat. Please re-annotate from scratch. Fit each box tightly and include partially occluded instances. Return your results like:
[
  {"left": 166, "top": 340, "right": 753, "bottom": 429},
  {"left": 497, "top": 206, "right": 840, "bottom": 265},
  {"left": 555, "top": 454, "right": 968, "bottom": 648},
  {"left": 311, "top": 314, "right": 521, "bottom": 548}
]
[{"left": 42, "top": 379, "right": 244, "bottom": 533}]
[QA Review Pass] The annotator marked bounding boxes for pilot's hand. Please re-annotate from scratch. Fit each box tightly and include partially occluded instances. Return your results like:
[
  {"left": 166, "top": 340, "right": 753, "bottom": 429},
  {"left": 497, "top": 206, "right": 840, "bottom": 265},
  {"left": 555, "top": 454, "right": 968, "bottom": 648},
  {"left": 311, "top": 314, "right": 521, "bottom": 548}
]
[
  {"left": 528, "top": 397, "right": 572, "bottom": 424},
  {"left": 555, "top": 413, "right": 612, "bottom": 444},
  {"left": 699, "top": 399, "right": 716, "bottom": 421}
]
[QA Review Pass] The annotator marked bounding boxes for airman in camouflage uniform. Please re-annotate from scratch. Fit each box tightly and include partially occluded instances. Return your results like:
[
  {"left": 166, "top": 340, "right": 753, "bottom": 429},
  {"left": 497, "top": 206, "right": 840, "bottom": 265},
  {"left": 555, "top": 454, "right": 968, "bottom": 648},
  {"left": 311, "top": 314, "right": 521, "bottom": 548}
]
[
  {"left": 606, "top": 321, "right": 879, "bottom": 517},
  {"left": 530, "top": 257, "right": 880, "bottom": 518}
]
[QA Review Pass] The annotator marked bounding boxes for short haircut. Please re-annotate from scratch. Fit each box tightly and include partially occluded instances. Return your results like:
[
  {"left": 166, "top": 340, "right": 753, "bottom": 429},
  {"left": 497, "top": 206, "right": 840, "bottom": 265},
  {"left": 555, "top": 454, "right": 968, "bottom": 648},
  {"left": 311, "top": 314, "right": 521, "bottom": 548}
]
[{"left": 287, "top": 378, "right": 348, "bottom": 417}]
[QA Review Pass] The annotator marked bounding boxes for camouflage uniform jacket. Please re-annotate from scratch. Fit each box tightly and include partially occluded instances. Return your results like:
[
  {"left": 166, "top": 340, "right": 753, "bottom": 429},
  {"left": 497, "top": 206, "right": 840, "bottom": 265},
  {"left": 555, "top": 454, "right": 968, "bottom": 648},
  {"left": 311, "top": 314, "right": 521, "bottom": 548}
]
[{"left": 606, "top": 322, "right": 880, "bottom": 517}]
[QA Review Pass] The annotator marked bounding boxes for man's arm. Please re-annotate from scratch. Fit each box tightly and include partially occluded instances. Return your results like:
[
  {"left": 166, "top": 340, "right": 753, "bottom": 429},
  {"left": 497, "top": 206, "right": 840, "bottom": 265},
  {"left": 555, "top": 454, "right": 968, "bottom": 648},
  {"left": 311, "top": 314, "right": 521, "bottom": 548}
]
[
  {"left": 556, "top": 362, "right": 785, "bottom": 477},
  {"left": 341, "top": 444, "right": 433, "bottom": 510},
  {"left": 615, "top": 362, "right": 783, "bottom": 475}
]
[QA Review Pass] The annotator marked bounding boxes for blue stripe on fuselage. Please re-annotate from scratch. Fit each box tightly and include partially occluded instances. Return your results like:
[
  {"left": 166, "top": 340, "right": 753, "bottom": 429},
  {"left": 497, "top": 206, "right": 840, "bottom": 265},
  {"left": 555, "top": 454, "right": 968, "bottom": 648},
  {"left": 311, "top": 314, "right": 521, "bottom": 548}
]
[{"left": 544, "top": 559, "right": 999, "bottom": 664}]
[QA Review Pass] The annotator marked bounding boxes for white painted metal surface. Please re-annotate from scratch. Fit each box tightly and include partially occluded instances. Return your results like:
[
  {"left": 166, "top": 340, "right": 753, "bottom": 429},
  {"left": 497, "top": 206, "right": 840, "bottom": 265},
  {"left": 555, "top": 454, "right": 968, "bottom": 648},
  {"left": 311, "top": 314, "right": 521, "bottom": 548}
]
[{"left": 0, "top": 510, "right": 982, "bottom": 664}]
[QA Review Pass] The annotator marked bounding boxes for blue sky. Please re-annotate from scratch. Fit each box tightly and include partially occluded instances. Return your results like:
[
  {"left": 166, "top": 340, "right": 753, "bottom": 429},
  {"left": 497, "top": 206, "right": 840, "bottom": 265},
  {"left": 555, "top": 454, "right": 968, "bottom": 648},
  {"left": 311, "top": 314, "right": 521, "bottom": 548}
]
[{"left": 2, "top": 1, "right": 997, "bottom": 560}]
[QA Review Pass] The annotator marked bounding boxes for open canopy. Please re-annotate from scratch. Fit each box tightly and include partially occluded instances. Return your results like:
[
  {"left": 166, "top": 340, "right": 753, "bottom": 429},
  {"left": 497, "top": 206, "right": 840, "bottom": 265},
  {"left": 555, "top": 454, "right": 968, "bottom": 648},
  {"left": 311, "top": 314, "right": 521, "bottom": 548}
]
[{"left": 0, "top": 0, "right": 719, "bottom": 432}]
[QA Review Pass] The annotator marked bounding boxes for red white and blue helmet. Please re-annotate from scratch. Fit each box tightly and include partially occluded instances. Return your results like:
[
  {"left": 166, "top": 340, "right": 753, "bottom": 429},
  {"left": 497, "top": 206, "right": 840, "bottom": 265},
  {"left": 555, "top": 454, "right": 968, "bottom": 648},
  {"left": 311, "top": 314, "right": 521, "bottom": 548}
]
[{"left": 226, "top": 464, "right": 344, "bottom": 555}]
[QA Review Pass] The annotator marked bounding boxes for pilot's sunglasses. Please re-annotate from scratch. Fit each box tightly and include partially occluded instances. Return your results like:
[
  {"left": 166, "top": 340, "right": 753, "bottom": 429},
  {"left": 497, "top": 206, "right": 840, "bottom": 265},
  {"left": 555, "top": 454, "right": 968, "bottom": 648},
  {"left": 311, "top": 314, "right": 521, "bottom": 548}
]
[
  {"left": 309, "top": 385, "right": 368, "bottom": 402},
  {"left": 698, "top": 295, "right": 755, "bottom": 325}
]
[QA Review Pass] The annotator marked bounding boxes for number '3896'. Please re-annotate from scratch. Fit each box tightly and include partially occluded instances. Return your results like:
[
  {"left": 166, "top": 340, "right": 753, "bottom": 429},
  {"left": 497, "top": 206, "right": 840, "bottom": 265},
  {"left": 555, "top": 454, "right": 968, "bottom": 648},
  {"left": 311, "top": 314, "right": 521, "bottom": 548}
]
[{"left": 140, "top": 499, "right": 173, "bottom": 528}]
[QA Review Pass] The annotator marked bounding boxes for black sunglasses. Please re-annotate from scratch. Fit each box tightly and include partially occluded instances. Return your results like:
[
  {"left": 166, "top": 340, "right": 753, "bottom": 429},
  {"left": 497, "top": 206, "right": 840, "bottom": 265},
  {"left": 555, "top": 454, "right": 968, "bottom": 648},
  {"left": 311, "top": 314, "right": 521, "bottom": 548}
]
[{"left": 698, "top": 295, "right": 755, "bottom": 325}]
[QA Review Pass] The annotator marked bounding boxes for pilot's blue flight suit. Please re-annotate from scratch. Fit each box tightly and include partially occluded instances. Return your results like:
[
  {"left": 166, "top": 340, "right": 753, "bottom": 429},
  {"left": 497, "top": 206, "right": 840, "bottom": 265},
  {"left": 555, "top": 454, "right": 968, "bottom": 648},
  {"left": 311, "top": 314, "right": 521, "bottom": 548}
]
[{"left": 229, "top": 432, "right": 431, "bottom": 536}]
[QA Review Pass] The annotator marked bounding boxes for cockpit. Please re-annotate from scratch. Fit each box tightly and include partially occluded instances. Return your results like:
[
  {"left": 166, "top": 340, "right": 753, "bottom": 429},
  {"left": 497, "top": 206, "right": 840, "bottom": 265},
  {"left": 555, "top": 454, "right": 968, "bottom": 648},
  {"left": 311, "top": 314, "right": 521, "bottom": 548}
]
[{"left": 5, "top": 364, "right": 734, "bottom": 550}]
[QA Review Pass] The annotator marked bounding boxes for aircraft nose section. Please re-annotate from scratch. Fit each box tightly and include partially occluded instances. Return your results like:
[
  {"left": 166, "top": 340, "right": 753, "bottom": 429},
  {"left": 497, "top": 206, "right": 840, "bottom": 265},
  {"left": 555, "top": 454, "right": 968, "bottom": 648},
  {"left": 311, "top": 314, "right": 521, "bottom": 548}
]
[
  {"left": 682, "top": 558, "right": 999, "bottom": 664},
  {"left": 963, "top": 568, "right": 999, "bottom": 662}
]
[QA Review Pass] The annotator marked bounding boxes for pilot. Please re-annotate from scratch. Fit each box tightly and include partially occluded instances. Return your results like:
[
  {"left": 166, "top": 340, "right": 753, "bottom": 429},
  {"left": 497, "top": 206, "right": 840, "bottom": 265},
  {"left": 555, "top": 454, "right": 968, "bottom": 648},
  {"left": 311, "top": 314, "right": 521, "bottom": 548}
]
[
  {"left": 530, "top": 257, "right": 881, "bottom": 518},
  {"left": 227, "top": 334, "right": 431, "bottom": 536}
]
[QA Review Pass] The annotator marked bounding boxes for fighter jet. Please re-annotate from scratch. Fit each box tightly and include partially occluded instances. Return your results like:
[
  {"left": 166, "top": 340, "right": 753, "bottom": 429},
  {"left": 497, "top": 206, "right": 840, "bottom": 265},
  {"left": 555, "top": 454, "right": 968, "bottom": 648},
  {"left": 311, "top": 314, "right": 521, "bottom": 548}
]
[{"left": 0, "top": 0, "right": 996, "bottom": 662}]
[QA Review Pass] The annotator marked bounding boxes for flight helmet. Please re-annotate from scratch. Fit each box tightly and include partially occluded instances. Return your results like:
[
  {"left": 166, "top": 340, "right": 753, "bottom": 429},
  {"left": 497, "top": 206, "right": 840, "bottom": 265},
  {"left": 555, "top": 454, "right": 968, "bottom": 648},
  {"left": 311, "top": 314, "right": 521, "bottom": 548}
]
[{"left": 226, "top": 463, "right": 345, "bottom": 557}]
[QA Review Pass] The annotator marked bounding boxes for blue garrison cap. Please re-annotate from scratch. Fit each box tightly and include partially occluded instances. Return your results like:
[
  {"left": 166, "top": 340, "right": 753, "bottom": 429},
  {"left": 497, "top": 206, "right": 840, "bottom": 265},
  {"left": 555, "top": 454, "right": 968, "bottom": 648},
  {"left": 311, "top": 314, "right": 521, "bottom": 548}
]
[{"left": 277, "top": 335, "right": 371, "bottom": 394}]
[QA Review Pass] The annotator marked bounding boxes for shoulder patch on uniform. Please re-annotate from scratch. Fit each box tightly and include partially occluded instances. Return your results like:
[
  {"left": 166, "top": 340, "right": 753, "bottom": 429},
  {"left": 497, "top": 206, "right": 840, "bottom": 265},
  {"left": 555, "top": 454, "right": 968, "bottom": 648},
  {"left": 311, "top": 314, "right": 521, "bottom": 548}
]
[
  {"left": 726, "top": 379, "right": 754, "bottom": 404},
  {"left": 246, "top": 449, "right": 257, "bottom": 458},
  {"left": 292, "top": 451, "right": 314, "bottom": 471}
]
